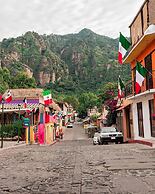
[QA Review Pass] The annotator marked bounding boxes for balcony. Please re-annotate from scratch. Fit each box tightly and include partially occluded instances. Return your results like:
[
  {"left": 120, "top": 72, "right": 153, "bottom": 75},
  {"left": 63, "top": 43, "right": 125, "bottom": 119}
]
[
  {"left": 124, "top": 0, "right": 155, "bottom": 63},
  {"left": 124, "top": 74, "right": 155, "bottom": 99},
  {"left": 124, "top": 25, "right": 155, "bottom": 63},
  {"left": 129, "top": 0, "right": 155, "bottom": 47},
  {"left": 124, "top": 80, "right": 134, "bottom": 98}
]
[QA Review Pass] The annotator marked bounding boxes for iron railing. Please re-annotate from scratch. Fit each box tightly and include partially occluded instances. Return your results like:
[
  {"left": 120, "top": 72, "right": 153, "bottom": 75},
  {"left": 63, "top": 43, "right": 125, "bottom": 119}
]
[{"left": 124, "top": 80, "right": 134, "bottom": 98}]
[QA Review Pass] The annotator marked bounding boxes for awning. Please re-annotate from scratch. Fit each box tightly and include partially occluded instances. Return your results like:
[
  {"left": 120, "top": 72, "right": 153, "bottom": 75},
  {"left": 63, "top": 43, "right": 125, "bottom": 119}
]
[
  {"left": 116, "top": 99, "right": 132, "bottom": 111},
  {"left": 0, "top": 99, "right": 39, "bottom": 113},
  {"left": 116, "top": 106, "right": 125, "bottom": 111}
]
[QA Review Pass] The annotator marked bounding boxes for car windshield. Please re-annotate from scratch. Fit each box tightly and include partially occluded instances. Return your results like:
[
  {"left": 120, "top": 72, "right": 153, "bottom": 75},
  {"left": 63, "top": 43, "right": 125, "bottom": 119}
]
[{"left": 101, "top": 127, "right": 117, "bottom": 133}]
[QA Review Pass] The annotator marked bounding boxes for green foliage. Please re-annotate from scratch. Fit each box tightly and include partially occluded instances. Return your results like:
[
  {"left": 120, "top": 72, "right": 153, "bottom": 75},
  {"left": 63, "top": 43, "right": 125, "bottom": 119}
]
[
  {"left": 0, "top": 120, "right": 22, "bottom": 137},
  {"left": 47, "top": 28, "right": 131, "bottom": 92},
  {"left": 10, "top": 72, "right": 36, "bottom": 88},
  {"left": 0, "top": 67, "right": 10, "bottom": 93},
  {"left": 64, "top": 95, "right": 79, "bottom": 110},
  {"left": 90, "top": 114, "right": 100, "bottom": 122},
  {"left": 0, "top": 66, "right": 36, "bottom": 92},
  {"left": 77, "top": 92, "right": 99, "bottom": 117}
]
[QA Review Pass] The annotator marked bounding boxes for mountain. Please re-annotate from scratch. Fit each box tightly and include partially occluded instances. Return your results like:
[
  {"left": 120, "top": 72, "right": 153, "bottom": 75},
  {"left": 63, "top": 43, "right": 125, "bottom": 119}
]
[{"left": 0, "top": 29, "right": 130, "bottom": 94}]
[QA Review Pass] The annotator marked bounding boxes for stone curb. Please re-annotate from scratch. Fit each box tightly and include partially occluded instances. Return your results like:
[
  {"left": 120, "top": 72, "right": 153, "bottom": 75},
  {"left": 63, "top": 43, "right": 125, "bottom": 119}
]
[
  {"left": 0, "top": 140, "right": 58, "bottom": 151},
  {"left": 0, "top": 142, "right": 26, "bottom": 151},
  {"left": 128, "top": 139, "right": 154, "bottom": 147}
]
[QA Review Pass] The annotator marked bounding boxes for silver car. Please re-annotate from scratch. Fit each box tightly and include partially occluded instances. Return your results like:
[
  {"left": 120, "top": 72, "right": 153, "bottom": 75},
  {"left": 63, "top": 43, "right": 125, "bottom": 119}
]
[{"left": 99, "top": 127, "right": 123, "bottom": 144}]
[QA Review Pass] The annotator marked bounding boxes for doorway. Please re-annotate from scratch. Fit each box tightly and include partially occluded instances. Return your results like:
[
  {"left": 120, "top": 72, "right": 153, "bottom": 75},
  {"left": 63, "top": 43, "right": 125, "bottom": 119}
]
[{"left": 137, "top": 102, "right": 144, "bottom": 137}]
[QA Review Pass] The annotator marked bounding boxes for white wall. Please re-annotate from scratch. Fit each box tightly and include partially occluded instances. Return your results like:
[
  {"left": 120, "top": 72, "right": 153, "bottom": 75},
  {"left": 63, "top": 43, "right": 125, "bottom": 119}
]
[
  {"left": 142, "top": 100, "right": 151, "bottom": 138},
  {"left": 132, "top": 93, "right": 153, "bottom": 139}
]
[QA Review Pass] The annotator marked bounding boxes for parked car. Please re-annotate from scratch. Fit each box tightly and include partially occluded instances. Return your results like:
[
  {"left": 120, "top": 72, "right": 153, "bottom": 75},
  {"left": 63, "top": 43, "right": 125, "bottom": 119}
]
[
  {"left": 93, "top": 132, "right": 100, "bottom": 145},
  {"left": 66, "top": 123, "right": 73, "bottom": 128},
  {"left": 98, "top": 127, "right": 123, "bottom": 144}
]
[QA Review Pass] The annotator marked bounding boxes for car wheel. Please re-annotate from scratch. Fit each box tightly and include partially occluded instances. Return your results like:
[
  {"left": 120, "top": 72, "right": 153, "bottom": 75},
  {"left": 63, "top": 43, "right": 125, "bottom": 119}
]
[{"left": 115, "top": 141, "right": 118, "bottom": 144}]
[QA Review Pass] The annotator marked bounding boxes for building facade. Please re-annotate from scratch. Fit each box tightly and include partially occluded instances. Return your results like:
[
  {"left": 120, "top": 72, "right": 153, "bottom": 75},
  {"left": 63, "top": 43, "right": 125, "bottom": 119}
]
[{"left": 123, "top": 0, "right": 155, "bottom": 142}]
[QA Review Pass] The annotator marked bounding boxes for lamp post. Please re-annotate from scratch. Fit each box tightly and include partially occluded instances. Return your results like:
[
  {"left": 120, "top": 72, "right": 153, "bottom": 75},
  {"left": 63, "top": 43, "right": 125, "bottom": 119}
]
[{"left": 1, "top": 98, "right": 4, "bottom": 148}]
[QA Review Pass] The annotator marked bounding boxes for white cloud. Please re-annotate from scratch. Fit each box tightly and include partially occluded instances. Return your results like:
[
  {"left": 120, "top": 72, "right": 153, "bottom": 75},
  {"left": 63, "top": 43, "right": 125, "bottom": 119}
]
[{"left": 0, "top": 0, "right": 144, "bottom": 40}]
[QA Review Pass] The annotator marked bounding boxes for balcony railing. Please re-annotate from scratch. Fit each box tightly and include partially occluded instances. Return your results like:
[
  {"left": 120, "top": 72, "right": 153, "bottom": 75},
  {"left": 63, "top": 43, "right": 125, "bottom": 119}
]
[
  {"left": 124, "top": 76, "right": 154, "bottom": 98},
  {"left": 124, "top": 80, "right": 133, "bottom": 98}
]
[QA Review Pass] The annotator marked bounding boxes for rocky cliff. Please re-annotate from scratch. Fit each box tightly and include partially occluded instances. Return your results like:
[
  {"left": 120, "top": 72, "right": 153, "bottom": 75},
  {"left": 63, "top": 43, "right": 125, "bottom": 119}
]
[{"left": 0, "top": 29, "right": 130, "bottom": 93}]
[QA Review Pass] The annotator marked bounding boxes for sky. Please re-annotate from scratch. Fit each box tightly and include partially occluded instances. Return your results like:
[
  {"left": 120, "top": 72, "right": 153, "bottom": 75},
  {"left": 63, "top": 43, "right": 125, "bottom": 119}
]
[{"left": 0, "top": 0, "right": 144, "bottom": 40}]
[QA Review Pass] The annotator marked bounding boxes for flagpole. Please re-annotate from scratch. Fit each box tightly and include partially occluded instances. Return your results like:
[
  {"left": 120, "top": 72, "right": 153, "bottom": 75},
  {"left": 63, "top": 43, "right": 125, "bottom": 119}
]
[{"left": 1, "top": 98, "right": 4, "bottom": 148}]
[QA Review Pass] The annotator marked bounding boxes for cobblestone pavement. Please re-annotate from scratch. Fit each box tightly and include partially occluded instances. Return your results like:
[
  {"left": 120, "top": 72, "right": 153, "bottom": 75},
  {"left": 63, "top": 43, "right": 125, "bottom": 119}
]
[{"left": 0, "top": 124, "right": 155, "bottom": 194}]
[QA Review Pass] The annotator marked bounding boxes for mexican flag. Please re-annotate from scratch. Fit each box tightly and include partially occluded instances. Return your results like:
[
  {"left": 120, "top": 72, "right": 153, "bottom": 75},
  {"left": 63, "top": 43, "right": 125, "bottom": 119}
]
[
  {"left": 5, "top": 90, "right": 12, "bottom": 103},
  {"left": 23, "top": 97, "right": 27, "bottom": 108},
  {"left": 118, "top": 33, "right": 131, "bottom": 64},
  {"left": 118, "top": 76, "right": 125, "bottom": 99},
  {"left": 135, "top": 62, "right": 147, "bottom": 94},
  {"left": 43, "top": 90, "right": 52, "bottom": 105}
]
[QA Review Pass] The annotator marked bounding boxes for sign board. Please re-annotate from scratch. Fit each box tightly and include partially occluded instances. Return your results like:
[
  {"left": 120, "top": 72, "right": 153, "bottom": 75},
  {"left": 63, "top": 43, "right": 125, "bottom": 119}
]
[{"left": 23, "top": 118, "right": 30, "bottom": 127}]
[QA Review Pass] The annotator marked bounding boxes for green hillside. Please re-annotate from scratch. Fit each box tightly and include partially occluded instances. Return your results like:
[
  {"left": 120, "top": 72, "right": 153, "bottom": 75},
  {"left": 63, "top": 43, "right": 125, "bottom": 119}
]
[{"left": 0, "top": 29, "right": 131, "bottom": 94}]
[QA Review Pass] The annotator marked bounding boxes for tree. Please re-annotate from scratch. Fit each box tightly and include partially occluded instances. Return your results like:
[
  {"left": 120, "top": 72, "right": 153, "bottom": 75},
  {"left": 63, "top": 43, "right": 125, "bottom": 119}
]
[
  {"left": 10, "top": 72, "right": 36, "bottom": 88},
  {"left": 64, "top": 95, "right": 79, "bottom": 110},
  {"left": 0, "top": 67, "right": 10, "bottom": 93},
  {"left": 97, "top": 82, "right": 118, "bottom": 126},
  {"left": 77, "top": 92, "right": 99, "bottom": 117},
  {"left": 97, "top": 82, "right": 117, "bottom": 104}
]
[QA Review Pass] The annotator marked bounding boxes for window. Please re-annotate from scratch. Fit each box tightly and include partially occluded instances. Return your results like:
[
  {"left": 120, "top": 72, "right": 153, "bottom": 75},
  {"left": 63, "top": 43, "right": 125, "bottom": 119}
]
[
  {"left": 149, "top": 99, "right": 155, "bottom": 137},
  {"left": 137, "top": 102, "right": 144, "bottom": 137},
  {"left": 145, "top": 54, "right": 153, "bottom": 90}
]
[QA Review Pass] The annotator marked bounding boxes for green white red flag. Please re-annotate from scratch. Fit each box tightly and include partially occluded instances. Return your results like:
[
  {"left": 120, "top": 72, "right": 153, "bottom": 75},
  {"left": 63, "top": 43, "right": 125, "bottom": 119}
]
[
  {"left": 118, "top": 76, "right": 125, "bottom": 99},
  {"left": 5, "top": 90, "right": 12, "bottom": 103},
  {"left": 43, "top": 90, "right": 52, "bottom": 105},
  {"left": 23, "top": 97, "right": 27, "bottom": 108},
  {"left": 135, "top": 62, "right": 147, "bottom": 94},
  {"left": 118, "top": 33, "right": 131, "bottom": 64}
]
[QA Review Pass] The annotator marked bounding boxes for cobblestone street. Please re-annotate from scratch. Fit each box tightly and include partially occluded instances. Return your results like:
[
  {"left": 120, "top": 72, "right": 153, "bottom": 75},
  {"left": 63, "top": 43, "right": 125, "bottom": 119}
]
[{"left": 0, "top": 124, "right": 155, "bottom": 194}]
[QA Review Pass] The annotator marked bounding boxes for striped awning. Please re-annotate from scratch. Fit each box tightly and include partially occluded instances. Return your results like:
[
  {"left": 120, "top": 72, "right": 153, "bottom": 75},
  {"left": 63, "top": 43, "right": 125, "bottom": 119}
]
[{"left": 0, "top": 99, "right": 39, "bottom": 113}]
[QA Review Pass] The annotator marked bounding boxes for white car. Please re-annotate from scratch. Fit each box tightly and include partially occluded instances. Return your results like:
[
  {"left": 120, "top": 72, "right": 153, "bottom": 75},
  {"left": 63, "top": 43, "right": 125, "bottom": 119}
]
[
  {"left": 93, "top": 133, "right": 100, "bottom": 145},
  {"left": 66, "top": 123, "right": 73, "bottom": 128},
  {"left": 99, "top": 127, "right": 123, "bottom": 144}
]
